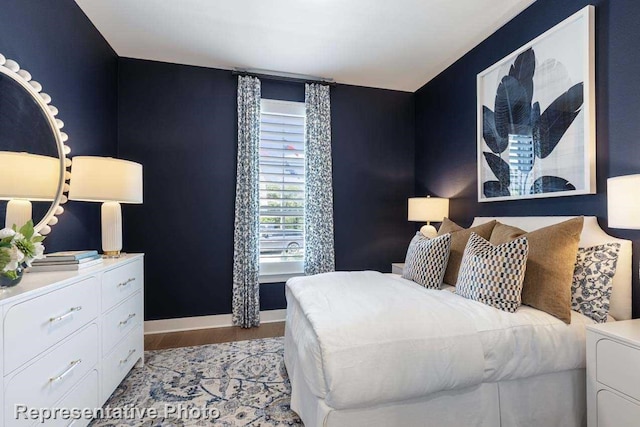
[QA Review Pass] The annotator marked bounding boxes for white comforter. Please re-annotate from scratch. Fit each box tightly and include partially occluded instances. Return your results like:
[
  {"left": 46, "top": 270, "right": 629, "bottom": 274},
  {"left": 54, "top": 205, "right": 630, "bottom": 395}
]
[{"left": 285, "top": 271, "right": 594, "bottom": 410}]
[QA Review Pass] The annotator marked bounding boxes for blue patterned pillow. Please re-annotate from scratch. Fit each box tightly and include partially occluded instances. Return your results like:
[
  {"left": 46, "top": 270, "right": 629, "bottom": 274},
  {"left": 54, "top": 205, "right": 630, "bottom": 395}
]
[
  {"left": 456, "top": 233, "right": 529, "bottom": 313},
  {"left": 402, "top": 233, "right": 451, "bottom": 289},
  {"left": 571, "top": 243, "right": 621, "bottom": 323}
]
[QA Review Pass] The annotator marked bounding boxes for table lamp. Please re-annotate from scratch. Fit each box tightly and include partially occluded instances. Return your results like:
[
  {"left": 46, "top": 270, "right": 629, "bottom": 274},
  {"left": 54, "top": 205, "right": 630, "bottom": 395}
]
[
  {"left": 608, "top": 175, "right": 640, "bottom": 230},
  {"left": 68, "top": 156, "right": 143, "bottom": 257},
  {"left": 0, "top": 151, "right": 60, "bottom": 229},
  {"left": 408, "top": 196, "right": 450, "bottom": 238}
]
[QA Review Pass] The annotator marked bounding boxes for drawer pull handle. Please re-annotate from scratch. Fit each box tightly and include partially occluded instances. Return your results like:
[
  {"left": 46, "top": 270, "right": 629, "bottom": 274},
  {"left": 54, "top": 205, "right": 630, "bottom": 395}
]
[
  {"left": 120, "top": 349, "right": 136, "bottom": 365},
  {"left": 119, "top": 313, "right": 137, "bottom": 326},
  {"left": 49, "top": 306, "right": 82, "bottom": 323},
  {"left": 49, "top": 359, "right": 82, "bottom": 383},
  {"left": 117, "top": 278, "right": 136, "bottom": 287}
]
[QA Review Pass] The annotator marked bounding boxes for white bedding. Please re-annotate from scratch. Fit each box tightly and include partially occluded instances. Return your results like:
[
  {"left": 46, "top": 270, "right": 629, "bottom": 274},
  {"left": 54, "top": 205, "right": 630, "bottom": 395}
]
[{"left": 285, "top": 271, "right": 595, "bottom": 410}]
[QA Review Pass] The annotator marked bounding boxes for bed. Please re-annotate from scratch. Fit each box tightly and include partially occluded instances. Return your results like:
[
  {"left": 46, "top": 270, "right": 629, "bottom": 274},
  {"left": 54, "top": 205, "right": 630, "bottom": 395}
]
[{"left": 284, "top": 216, "right": 632, "bottom": 427}]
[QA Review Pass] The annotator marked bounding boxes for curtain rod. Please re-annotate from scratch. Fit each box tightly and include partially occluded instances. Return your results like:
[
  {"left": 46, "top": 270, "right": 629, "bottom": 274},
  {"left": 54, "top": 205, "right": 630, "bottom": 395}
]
[{"left": 232, "top": 68, "right": 336, "bottom": 86}]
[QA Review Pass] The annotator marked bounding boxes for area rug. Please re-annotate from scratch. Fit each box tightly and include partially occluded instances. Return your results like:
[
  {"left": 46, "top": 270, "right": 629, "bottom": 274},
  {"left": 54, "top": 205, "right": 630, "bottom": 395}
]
[{"left": 90, "top": 337, "right": 303, "bottom": 426}]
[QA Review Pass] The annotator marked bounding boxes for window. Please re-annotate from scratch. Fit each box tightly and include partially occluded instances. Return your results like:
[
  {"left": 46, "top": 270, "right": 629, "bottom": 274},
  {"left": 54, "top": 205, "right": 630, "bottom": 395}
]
[{"left": 259, "top": 99, "right": 306, "bottom": 281}]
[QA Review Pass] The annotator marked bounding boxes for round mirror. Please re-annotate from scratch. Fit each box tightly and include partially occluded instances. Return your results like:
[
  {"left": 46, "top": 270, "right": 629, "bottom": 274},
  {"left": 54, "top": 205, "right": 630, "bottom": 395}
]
[{"left": 0, "top": 54, "right": 70, "bottom": 235}]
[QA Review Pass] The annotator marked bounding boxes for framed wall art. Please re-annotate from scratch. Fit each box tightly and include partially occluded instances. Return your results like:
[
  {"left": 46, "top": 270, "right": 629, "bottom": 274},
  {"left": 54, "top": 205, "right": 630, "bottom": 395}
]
[{"left": 477, "top": 5, "right": 595, "bottom": 202}]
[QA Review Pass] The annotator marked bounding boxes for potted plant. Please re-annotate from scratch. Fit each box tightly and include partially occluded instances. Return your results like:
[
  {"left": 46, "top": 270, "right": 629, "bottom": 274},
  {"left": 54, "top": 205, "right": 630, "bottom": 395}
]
[{"left": 0, "top": 220, "right": 45, "bottom": 288}]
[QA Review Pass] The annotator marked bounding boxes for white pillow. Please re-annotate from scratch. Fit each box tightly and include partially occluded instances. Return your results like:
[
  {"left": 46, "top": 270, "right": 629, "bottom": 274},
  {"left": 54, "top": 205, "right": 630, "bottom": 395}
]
[
  {"left": 456, "top": 232, "right": 529, "bottom": 313},
  {"left": 402, "top": 233, "right": 451, "bottom": 289}
]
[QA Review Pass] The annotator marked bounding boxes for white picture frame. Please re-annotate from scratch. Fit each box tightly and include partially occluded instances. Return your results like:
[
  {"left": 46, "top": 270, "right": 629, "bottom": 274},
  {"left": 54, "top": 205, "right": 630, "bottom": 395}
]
[{"left": 477, "top": 5, "right": 595, "bottom": 202}]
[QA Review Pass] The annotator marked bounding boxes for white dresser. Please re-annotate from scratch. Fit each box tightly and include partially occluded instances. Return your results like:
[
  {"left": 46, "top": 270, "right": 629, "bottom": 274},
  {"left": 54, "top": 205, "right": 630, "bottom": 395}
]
[
  {"left": 586, "top": 319, "right": 640, "bottom": 427},
  {"left": 0, "top": 254, "right": 144, "bottom": 426}
]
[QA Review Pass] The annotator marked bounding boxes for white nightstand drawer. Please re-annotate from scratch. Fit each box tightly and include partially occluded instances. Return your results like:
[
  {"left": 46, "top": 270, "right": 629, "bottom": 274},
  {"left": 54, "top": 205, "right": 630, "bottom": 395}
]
[
  {"left": 597, "top": 389, "right": 640, "bottom": 427},
  {"left": 4, "top": 324, "right": 98, "bottom": 426},
  {"left": 392, "top": 263, "right": 405, "bottom": 275},
  {"left": 4, "top": 276, "right": 99, "bottom": 373},
  {"left": 597, "top": 338, "right": 640, "bottom": 401},
  {"left": 103, "top": 291, "right": 143, "bottom": 355},
  {"left": 102, "top": 259, "right": 143, "bottom": 312}
]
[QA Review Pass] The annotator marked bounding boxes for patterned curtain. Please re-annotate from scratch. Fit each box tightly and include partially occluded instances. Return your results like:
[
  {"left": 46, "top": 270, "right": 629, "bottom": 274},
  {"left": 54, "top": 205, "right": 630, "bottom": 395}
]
[
  {"left": 232, "top": 75, "right": 261, "bottom": 328},
  {"left": 304, "top": 83, "right": 336, "bottom": 275}
]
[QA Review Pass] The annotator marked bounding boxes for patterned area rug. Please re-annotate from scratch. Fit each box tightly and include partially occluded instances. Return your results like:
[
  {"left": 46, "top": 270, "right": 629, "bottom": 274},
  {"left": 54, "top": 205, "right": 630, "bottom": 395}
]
[{"left": 90, "top": 337, "right": 303, "bottom": 426}]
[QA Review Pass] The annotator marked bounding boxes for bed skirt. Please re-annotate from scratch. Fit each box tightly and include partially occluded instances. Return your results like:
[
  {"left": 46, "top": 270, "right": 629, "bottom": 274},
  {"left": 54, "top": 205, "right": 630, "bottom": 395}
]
[{"left": 285, "top": 326, "right": 586, "bottom": 427}]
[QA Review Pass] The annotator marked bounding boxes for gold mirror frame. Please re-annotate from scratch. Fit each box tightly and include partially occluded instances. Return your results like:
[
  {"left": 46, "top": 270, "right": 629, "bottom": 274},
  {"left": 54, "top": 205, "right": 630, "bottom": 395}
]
[{"left": 0, "top": 53, "right": 71, "bottom": 235}]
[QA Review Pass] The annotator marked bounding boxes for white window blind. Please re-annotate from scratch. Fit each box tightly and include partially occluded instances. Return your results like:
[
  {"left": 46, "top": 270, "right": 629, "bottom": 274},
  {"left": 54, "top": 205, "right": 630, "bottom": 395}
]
[{"left": 259, "top": 99, "right": 306, "bottom": 278}]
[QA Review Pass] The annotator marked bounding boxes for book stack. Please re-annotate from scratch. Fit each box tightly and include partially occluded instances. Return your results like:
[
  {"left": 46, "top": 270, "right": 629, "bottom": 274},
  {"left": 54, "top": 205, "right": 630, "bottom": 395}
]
[{"left": 28, "top": 250, "right": 103, "bottom": 272}]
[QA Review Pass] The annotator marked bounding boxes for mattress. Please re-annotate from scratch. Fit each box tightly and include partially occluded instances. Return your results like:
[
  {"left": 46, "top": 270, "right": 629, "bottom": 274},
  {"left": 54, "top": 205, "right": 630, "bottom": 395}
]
[{"left": 285, "top": 271, "right": 595, "bottom": 410}]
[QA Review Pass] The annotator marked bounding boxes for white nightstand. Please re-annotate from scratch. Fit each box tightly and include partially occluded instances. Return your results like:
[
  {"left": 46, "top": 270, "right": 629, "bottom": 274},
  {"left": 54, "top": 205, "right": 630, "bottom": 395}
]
[
  {"left": 391, "top": 263, "right": 405, "bottom": 275},
  {"left": 586, "top": 319, "right": 640, "bottom": 427}
]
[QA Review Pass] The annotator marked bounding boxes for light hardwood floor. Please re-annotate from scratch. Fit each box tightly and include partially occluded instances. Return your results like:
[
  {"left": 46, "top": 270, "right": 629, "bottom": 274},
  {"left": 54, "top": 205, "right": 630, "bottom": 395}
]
[{"left": 144, "top": 321, "right": 285, "bottom": 351}]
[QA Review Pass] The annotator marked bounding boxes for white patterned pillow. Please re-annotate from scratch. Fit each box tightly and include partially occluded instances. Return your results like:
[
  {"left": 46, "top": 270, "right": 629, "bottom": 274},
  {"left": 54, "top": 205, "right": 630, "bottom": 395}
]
[
  {"left": 401, "top": 232, "right": 430, "bottom": 274},
  {"left": 571, "top": 243, "right": 621, "bottom": 323},
  {"left": 406, "top": 231, "right": 428, "bottom": 253},
  {"left": 456, "top": 232, "right": 529, "bottom": 313},
  {"left": 402, "top": 233, "right": 451, "bottom": 289}
]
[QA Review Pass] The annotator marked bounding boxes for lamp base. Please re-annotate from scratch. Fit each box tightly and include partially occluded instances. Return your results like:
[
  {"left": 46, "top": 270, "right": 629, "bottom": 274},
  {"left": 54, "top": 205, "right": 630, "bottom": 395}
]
[
  {"left": 5, "top": 199, "right": 32, "bottom": 230},
  {"left": 420, "top": 224, "right": 438, "bottom": 239},
  {"left": 101, "top": 201, "right": 123, "bottom": 255},
  {"left": 102, "top": 250, "right": 122, "bottom": 258}
]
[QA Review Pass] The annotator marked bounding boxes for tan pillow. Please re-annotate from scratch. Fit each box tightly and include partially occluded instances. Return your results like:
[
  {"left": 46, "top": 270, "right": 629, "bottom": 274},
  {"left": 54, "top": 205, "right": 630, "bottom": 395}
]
[
  {"left": 438, "top": 218, "right": 497, "bottom": 285},
  {"left": 489, "top": 217, "right": 584, "bottom": 324}
]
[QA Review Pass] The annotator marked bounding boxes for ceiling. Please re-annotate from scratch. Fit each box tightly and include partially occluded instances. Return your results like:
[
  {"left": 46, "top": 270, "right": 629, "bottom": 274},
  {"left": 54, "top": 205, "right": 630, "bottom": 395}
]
[{"left": 75, "top": 0, "right": 535, "bottom": 92}]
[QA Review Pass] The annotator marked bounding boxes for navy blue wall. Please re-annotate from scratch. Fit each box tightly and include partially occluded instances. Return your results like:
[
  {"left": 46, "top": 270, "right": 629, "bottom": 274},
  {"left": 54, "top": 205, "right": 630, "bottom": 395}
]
[
  {"left": 0, "top": 0, "right": 118, "bottom": 252},
  {"left": 415, "top": 0, "right": 640, "bottom": 317},
  {"left": 118, "top": 59, "right": 415, "bottom": 320}
]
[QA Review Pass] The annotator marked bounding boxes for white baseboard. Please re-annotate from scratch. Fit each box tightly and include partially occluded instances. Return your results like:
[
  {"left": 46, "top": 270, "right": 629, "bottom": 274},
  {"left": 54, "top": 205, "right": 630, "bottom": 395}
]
[{"left": 144, "top": 309, "right": 287, "bottom": 335}]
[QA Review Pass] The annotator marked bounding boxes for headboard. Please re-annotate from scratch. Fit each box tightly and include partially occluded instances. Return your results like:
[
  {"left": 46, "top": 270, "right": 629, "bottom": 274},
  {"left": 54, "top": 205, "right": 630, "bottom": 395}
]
[{"left": 471, "top": 216, "right": 632, "bottom": 321}]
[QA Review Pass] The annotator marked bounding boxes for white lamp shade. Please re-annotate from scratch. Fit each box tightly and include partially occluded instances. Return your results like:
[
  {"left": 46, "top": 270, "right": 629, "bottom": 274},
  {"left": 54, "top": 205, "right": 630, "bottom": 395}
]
[
  {"left": 408, "top": 197, "right": 450, "bottom": 222},
  {"left": 69, "top": 156, "right": 143, "bottom": 203},
  {"left": 608, "top": 175, "right": 640, "bottom": 230},
  {"left": 0, "top": 151, "right": 60, "bottom": 201}
]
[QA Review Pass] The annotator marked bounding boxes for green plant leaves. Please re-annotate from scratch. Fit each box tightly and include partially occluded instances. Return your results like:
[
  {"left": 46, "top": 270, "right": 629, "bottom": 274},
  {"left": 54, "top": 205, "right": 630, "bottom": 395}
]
[
  {"left": 15, "top": 239, "right": 36, "bottom": 258},
  {"left": 19, "top": 220, "right": 35, "bottom": 240},
  {"left": 0, "top": 220, "right": 45, "bottom": 274},
  {"left": 2, "top": 270, "right": 18, "bottom": 280},
  {"left": 0, "top": 248, "right": 9, "bottom": 271},
  {"left": 0, "top": 236, "right": 13, "bottom": 248}
]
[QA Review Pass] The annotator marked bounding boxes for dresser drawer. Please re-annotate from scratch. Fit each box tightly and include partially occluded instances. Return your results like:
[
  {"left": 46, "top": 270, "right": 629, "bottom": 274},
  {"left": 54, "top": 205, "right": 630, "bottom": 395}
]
[
  {"left": 102, "top": 325, "right": 143, "bottom": 401},
  {"left": 102, "top": 259, "right": 143, "bottom": 312},
  {"left": 596, "top": 338, "right": 640, "bottom": 401},
  {"left": 39, "top": 370, "right": 99, "bottom": 427},
  {"left": 597, "top": 389, "right": 640, "bottom": 427},
  {"left": 4, "top": 324, "right": 99, "bottom": 426},
  {"left": 103, "top": 291, "right": 143, "bottom": 355},
  {"left": 4, "top": 277, "right": 99, "bottom": 373}
]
